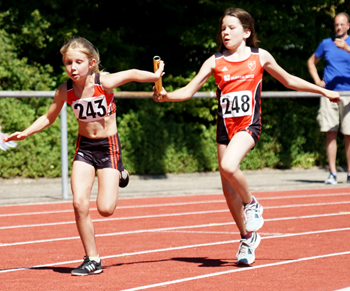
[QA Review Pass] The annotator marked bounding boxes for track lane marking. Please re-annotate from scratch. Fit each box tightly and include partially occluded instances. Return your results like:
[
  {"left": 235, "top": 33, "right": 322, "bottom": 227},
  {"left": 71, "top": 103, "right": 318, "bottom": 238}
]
[
  {"left": 119, "top": 250, "right": 350, "bottom": 290},
  {"left": 0, "top": 212, "right": 349, "bottom": 247},
  {"left": 1, "top": 201, "right": 349, "bottom": 230},
  {"left": 0, "top": 227, "right": 349, "bottom": 274},
  {"left": 0, "top": 191, "right": 349, "bottom": 216}
]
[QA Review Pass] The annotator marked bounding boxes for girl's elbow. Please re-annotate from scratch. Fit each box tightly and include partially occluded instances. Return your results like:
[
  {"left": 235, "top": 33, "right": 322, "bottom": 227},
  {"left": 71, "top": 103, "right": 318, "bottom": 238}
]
[
  {"left": 282, "top": 77, "right": 297, "bottom": 89},
  {"left": 283, "top": 82, "right": 293, "bottom": 89}
]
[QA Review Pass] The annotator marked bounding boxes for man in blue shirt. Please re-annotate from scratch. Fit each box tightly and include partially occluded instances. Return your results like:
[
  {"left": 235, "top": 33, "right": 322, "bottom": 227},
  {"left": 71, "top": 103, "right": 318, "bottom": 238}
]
[{"left": 307, "top": 12, "right": 350, "bottom": 185}]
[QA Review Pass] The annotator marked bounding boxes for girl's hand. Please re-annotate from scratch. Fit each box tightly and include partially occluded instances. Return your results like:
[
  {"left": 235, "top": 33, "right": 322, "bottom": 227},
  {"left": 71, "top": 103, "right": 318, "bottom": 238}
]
[
  {"left": 4, "top": 131, "right": 28, "bottom": 142},
  {"left": 153, "top": 86, "right": 167, "bottom": 102},
  {"left": 154, "top": 60, "right": 165, "bottom": 79},
  {"left": 324, "top": 90, "right": 341, "bottom": 103}
]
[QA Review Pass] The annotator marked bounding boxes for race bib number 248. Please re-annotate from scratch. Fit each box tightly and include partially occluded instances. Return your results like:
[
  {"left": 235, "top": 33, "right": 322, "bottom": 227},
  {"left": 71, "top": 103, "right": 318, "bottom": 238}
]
[{"left": 220, "top": 91, "right": 252, "bottom": 118}]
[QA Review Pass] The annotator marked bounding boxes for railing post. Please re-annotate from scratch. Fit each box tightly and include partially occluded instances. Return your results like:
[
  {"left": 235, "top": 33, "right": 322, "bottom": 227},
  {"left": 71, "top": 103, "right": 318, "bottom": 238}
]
[{"left": 60, "top": 102, "right": 69, "bottom": 199}]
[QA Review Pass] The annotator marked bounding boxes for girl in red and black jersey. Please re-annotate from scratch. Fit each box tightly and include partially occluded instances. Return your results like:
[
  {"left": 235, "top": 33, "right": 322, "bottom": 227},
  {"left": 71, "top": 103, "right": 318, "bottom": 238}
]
[
  {"left": 6, "top": 37, "right": 164, "bottom": 276},
  {"left": 154, "top": 7, "right": 339, "bottom": 265}
]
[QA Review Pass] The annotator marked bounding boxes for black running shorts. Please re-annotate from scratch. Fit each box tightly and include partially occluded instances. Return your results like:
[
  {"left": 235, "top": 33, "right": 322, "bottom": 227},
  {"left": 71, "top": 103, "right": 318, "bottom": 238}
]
[{"left": 73, "top": 133, "right": 125, "bottom": 171}]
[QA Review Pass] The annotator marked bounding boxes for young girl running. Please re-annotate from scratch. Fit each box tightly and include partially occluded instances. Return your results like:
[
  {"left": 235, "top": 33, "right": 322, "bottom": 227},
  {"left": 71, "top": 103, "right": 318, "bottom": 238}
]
[
  {"left": 5, "top": 37, "right": 164, "bottom": 275},
  {"left": 153, "top": 7, "right": 340, "bottom": 265}
]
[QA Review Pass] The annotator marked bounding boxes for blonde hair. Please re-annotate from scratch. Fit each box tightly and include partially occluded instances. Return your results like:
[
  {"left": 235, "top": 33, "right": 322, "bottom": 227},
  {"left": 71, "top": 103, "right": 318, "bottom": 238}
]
[
  {"left": 217, "top": 8, "right": 259, "bottom": 52},
  {"left": 60, "top": 37, "right": 100, "bottom": 73}
]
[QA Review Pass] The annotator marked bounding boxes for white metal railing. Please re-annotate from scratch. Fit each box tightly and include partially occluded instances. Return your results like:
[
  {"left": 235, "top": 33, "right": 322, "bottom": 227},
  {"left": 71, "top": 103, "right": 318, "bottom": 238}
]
[
  {"left": 1, "top": 90, "right": 349, "bottom": 199},
  {"left": 3, "top": 91, "right": 350, "bottom": 98}
]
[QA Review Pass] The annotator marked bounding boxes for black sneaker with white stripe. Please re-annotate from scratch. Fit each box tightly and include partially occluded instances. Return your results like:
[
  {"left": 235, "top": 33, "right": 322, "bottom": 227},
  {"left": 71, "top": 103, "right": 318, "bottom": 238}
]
[{"left": 71, "top": 256, "right": 102, "bottom": 276}]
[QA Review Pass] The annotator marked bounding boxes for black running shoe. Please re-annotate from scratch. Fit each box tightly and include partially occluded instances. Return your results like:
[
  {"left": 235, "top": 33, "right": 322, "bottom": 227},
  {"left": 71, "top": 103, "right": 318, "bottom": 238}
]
[
  {"left": 119, "top": 169, "right": 129, "bottom": 188},
  {"left": 71, "top": 256, "right": 102, "bottom": 276}
]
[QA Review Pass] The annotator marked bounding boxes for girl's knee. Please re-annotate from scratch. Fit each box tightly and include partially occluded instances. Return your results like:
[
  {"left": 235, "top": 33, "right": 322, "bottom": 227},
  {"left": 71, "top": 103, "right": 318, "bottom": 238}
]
[
  {"left": 97, "top": 205, "right": 116, "bottom": 217},
  {"left": 72, "top": 198, "right": 90, "bottom": 217},
  {"left": 97, "top": 199, "right": 118, "bottom": 217},
  {"left": 220, "top": 161, "right": 239, "bottom": 178}
]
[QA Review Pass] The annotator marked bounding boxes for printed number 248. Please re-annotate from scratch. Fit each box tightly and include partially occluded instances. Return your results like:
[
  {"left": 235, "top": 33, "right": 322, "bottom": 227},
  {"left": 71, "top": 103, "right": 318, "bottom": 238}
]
[{"left": 222, "top": 94, "right": 251, "bottom": 117}]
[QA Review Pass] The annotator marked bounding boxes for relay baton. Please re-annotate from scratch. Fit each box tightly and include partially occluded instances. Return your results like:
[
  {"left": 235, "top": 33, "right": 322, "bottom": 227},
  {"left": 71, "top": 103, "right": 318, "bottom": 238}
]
[{"left": 153, "top": 56, "right": 163, "bottom": 97}]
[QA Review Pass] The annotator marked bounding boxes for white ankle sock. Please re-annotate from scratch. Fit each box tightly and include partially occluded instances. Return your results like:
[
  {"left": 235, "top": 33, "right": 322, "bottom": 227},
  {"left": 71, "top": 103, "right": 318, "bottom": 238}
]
[{"left": 89, "top": 255, "right": 100, "bottom": 263}]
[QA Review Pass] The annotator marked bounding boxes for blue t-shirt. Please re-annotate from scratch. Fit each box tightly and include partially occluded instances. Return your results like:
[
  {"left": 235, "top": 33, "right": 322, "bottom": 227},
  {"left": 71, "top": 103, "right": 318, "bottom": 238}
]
[{"left": 315, "top": 37, "right": 350, "bottom": 90}]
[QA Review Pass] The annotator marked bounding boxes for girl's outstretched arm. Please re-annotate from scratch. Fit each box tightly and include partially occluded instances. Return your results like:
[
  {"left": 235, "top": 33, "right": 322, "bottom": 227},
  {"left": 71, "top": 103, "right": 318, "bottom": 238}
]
[
  {"left": 154, "top": 55, "right": 215, "bottom": 102},
  {"left": 260, "top": 49, "right": 340, "bottom": 103},
  {"left": 101, "top": 61, "right": 165, "bottom": 92},
  {"left": 5, "top": 85, "right": 66, "bottom": 142}
]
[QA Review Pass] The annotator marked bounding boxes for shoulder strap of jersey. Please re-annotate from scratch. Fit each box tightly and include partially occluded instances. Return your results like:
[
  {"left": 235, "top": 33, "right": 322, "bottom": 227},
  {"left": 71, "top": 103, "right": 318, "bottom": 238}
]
[
  {"left": 67, "top": 78, "right": 73, "bottom": 90},
  {"left": 94, "top": 72, "right": 101, "bottom": 85},
  {"left": 251, "top": 47, "right": 259, "bottom": 54},
  {"left": 214, "top": 51, "right": 223, "bottom": 59}
]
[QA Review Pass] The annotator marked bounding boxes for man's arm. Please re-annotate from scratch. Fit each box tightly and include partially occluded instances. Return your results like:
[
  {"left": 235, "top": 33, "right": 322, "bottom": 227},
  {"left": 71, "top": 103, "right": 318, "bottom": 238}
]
[{"left": 307, "top": 53, "right": 325, "bottom": 87}]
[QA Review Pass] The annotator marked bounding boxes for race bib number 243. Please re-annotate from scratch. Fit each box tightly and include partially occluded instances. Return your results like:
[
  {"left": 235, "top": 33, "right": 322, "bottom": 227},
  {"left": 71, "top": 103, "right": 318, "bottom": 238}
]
[
  {"left": 220, "top": 91, "right": 252, "bottom": 118},
  {"left": 72, "top": 95, "right": 108, "bottom": 122}
]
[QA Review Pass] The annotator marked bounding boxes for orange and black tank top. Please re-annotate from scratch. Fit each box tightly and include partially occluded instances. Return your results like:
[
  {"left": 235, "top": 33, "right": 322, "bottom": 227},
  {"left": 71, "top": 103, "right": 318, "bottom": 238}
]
[
  {"left": 215, "top": 47, "right": 263, "bottom": 142},
  {"left": 66, "top": 73, "right": 116, "bottom": 122}
]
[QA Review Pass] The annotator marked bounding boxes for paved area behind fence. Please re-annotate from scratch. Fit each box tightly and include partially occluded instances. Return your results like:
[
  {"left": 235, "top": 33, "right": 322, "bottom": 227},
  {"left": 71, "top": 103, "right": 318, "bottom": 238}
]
[{"left": 0, "top": 167, "right": 349, "bottom": 205}]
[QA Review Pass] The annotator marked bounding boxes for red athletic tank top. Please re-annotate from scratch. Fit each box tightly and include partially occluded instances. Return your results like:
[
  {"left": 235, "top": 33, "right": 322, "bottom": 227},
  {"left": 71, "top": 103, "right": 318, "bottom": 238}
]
[
  {"left": 215, "top": 47, "right": 263, "bottom": 142},
  {"left": 66, "top": 73, "right": 116, "bottom": 122}
]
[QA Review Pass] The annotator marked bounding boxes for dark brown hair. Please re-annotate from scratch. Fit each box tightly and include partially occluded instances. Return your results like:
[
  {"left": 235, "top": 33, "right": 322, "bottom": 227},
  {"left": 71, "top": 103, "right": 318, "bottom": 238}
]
[{"left": 216, "top": 7, "right": 259, "bottom": 52}]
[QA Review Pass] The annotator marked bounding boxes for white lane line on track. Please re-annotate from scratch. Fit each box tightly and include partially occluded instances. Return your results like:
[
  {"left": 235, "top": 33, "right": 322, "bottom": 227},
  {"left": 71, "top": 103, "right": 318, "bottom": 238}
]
[
  {"left": 159, "top": 230, "right": 286, "bottom": 236},
  {"left": 119, "top": 250, "right": 350, "bottom": 291},
  {"left": 0, "top": 212, "right": 349, "bottom": 247},
  {"left": 1, "top": 192, "right": 349, "bottom": 217},
  {"left": 0, "top": 209, "right": 227, "bottom": 230},
  {"left": 0, "top": 200, "right": 224, "bottom": 217},
  {"left": 0, "top": 227, "right": 349, "bottom": 274},
  {"left": 1, "top": 200, "right": 350, "bottom": 230},
  {"left": 1, "top": 188, "right": 350, "bottom": 208}
]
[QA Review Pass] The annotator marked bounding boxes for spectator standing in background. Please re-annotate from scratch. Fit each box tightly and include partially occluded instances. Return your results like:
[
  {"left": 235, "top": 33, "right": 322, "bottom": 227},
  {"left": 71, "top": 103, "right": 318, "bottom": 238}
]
[{"left": 307, "top": 12, "right": 350, "bottom": 185}]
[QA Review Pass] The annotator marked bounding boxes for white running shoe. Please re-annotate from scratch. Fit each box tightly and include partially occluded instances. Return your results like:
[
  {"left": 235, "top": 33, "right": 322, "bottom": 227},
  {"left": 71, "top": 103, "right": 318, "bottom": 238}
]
[
  {"left": 325, "top": 173, "right": 337, "bottom": 185},
  {"left": 236, "top": 232, "right": 261, "bottom": 265},
  {"left": 244, "top": 196, "right": 264, "bottom": 233}
]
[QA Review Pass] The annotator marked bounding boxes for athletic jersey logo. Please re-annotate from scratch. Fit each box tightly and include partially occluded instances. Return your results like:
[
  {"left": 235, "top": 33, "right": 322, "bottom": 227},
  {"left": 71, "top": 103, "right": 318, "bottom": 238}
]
[
  {"left": 222, "top": 66, "right": 228, "bottom": 71},
  {"left": 224, "top": 75, "right": 231, "bottom": 81},
  {"left": 248, "top": 61, "right": 256, "bottom": 71}
]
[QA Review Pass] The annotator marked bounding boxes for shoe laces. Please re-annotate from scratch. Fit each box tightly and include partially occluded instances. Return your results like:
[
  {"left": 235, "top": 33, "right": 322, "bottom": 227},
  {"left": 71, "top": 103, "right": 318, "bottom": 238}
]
[
  {"left": 237, "top": 241, "right": 253, "bottom": 256},
  {"left": 77, "top": 256, "right": 90, "bottom": 268},
  {"left": 244, "top": 203, "right": 257, "bottom": 222}
]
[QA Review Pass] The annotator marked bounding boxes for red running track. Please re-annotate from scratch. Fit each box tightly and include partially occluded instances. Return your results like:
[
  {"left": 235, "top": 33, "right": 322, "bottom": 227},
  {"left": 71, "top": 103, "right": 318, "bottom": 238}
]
[{"left": 0, "top": 187, "right": 350, "bottom": 290}]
